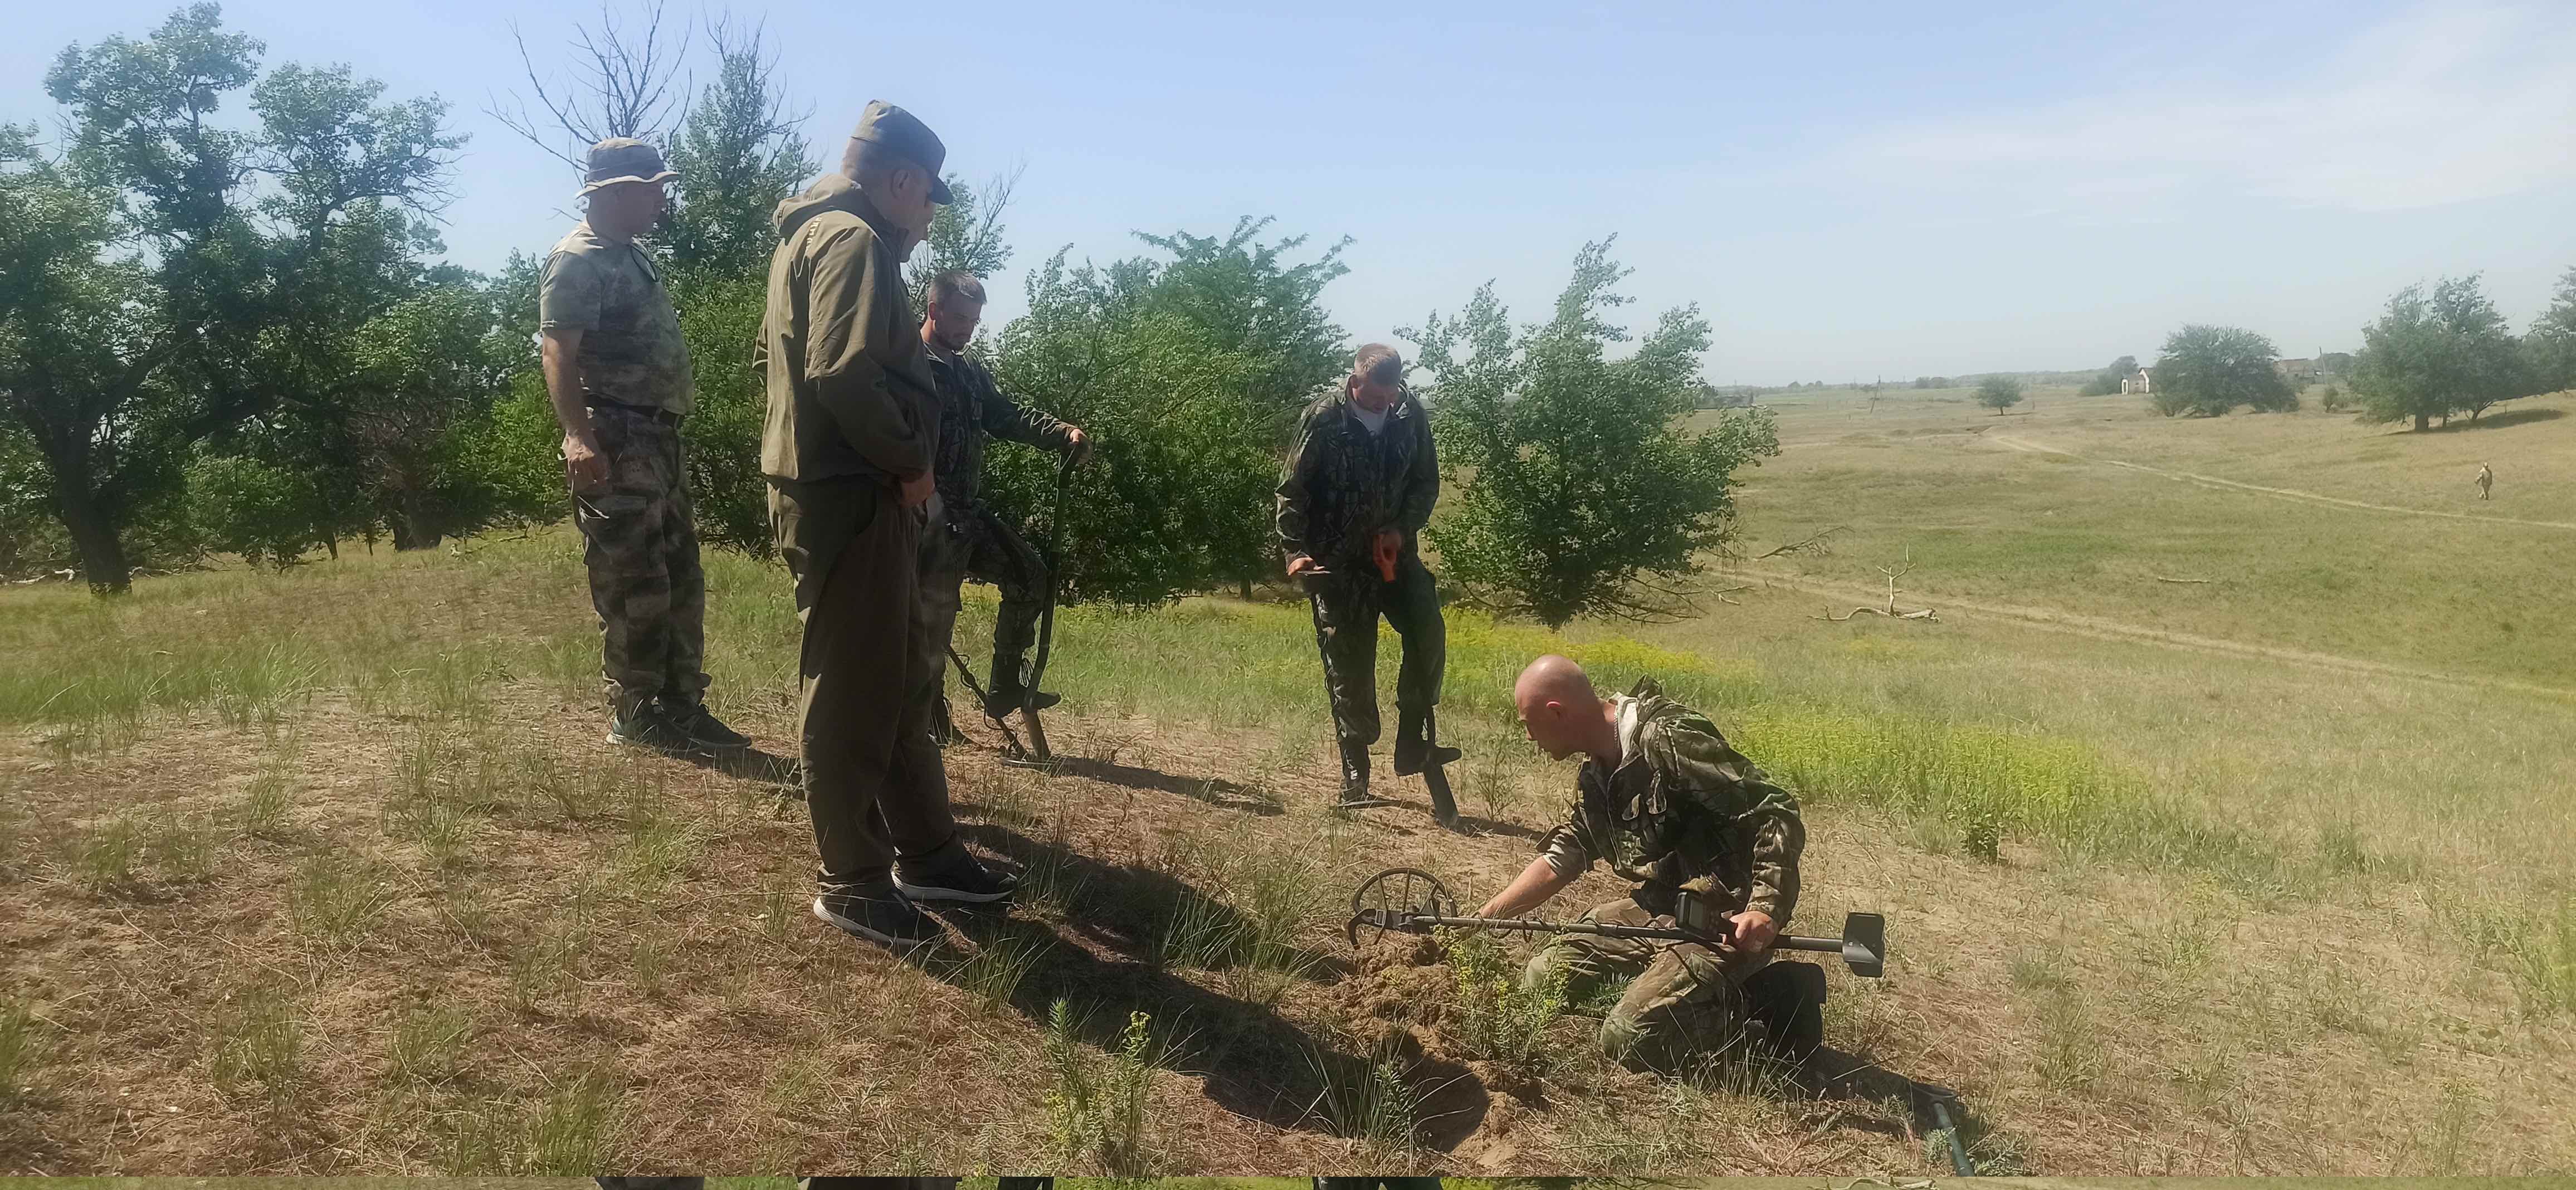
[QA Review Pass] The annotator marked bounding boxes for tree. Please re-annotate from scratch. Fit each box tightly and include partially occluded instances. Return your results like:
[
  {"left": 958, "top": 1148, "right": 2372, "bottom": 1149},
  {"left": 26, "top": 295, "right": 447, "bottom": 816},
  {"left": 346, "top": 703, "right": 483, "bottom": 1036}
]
[
  {"left": 2150, "top": 325, "right": 2295, "bottom": 417},
  {"left": 1402, "top": 238, "right": 1780, "bottom": 627},
  {"left": 2523, "top": 266, "right": 2576, "bottom": 397},
  {"left": 2352, "top": 275, "right": 2526, "bottom": 431},
  {"left": 659, "top": 17, "right": 810, "bottom": 281},
  {"left": 2, "top": 5, "right": 460, "bottom": 591},
  {"left": 1975, "top": 375, "right": 2025, "bottom": 413},
  {"left": 986, "top": 220, "right": 1350, "bottom": 606},
  {"left": 2080, "top": 354, "right": 2136, "bottom": 396},
  {"left": 491, "top": 0, "right": 690, "bottom": 168},
  {"left": 907, "top": 168, "right": 1022, "bottom": 315}
]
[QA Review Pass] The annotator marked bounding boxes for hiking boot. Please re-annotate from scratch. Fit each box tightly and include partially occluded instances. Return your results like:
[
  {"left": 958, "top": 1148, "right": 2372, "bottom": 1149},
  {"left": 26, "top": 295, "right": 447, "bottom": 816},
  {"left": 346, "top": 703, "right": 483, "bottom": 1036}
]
[
  {"left": 607, "top": 703, "right": 691, "bottom": 752},
  {"left": 665, "top": 701, "right": 752, "bottom": 752},
  {"left": 1393, "top": 710, "right": 1462, "bottom": 776},
  {"left": 983, "top": 684, "right": 1062, "bottom": 719},
  {"left": 811, "top": 884, "right": 940, "bottom": 947},
  {"left": 894, "top": 848, "right": 1019, "bottom": 904}
]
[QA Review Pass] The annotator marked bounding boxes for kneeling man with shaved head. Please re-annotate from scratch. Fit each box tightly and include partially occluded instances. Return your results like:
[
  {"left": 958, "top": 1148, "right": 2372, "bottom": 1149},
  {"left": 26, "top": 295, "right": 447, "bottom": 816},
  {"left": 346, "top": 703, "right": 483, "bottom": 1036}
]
[{"left": 1482, "top": 654, "right": 1808, "bottom": 1070}]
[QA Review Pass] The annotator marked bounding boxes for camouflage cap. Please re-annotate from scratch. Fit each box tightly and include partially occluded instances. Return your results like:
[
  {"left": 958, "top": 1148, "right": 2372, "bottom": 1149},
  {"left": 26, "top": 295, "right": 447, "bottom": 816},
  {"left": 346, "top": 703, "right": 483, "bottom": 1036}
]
[
  {"left": 576, "top": 138, "right": 678, "bottom": 197},
  {"left": 847, "top": 100, "right": 954, "bottom": 204}
]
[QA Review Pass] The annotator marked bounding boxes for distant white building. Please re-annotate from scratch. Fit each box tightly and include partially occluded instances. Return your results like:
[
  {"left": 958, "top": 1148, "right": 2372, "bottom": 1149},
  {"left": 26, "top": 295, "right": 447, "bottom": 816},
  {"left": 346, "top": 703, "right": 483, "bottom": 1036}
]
[{"left": 2120, "top": 367, "right": 2154, "bottom": 394}]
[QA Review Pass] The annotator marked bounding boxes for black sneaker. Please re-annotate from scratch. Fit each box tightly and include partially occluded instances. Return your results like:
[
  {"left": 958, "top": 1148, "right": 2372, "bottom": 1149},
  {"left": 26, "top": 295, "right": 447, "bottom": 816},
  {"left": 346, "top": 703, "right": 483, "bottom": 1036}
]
[
  {"left": 607, "top": 704, "right": 691, "bottom": 751},
  {"left": 665, "top": 701, "right": 752, "bottom": 752},
  {"left": 983, "top": 686, "right": 1062, "bottom": 719},
  {"left": 812, "top": 885, "right": 940, "bottom": 947},
  {"left": 895, "top": 850, "right": 1020, "bottom": 904}
]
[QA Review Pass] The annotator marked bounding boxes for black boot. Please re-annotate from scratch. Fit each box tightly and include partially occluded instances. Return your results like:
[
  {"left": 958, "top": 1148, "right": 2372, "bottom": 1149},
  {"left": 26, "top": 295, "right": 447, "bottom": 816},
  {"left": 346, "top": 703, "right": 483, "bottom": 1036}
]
[
  {"left": 1335, "top": 740, "right": 1393, "bottom": 809},
  {"left": 1393, "top": 709, "right": 1462, "bottom": 777}
]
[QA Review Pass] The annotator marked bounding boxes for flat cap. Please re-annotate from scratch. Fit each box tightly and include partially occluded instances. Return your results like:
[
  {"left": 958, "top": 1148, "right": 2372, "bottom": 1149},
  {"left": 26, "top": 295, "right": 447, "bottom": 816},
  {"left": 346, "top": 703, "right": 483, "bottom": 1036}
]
[
  {"left": 848, "top": 100, "right": 954, "bottom": 204},
  {"left": 576, "top": 137, "right": 677, "bottom": 197}
]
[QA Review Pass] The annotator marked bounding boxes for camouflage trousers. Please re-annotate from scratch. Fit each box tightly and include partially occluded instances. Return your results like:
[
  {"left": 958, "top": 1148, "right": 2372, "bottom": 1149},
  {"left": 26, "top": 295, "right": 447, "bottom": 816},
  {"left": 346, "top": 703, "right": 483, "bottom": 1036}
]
[
  {"left": 919, "top": 501, "right": 1050, "bottom": 695},
  {"left": 1305, "top": 551, "right": 1445, "bottom": 747},
  {"left": 572, "top": 405, "right": 708, "bottom": 718},
  {"left": 1524, "top": 897, "right": 1771, "bottom": 1072}
]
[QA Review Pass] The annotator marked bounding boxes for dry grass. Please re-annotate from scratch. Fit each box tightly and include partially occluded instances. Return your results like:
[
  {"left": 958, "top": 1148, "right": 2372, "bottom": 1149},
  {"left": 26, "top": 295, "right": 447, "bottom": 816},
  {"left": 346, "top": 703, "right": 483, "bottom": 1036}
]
[{"left": 3, "top": 423, "right": 2575, "bottom": 1176}]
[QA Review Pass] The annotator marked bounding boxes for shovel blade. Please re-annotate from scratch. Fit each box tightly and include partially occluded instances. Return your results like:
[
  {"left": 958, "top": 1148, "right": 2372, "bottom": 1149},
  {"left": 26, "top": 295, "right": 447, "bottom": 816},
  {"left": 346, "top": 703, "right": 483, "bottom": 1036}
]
[{"left": 1842, "top": 911, "right": 1886, "bottom": 977}]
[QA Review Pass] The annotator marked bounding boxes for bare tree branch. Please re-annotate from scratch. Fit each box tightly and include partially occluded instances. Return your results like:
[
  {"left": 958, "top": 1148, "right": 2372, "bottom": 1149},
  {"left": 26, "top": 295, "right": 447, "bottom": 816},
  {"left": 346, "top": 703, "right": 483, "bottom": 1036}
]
[{"left": 486, "top": 0, "right": 693, "bottom": 172}]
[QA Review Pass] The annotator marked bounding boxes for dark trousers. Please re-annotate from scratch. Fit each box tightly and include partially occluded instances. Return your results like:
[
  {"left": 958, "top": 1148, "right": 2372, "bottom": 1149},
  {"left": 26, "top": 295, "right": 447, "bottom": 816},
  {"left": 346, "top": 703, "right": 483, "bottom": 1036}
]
[
  {"left": 1307, "top": 552, "right": 1445, "bottom": 747},
  {"left": 774, "top": 480, "right": 960, "bottom": 887},
  {"left": 573, "top": 406, "right": 708, "bottom": 717},
  {"left": 920, "top": 503, "right": 1050, "bottom": 694}
]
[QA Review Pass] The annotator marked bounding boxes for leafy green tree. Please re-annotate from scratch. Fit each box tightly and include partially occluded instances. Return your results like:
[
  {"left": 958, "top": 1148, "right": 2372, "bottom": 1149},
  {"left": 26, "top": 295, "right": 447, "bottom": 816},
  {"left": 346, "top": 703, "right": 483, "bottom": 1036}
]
[
  {"left": 985, "top": 218, "right": 1349, "bottom": 604},
  {"left": 1, "top": 5, "right": 459, "bottom": 591},
  {"left": 2151, "top": 325, "right": 2295, "bottom": 417},
  {"left": 2353, "top": 275, "right": 2527, "bottom": 430},
  {"left": 1976, "top": 375, "right": 2026, "bottom": 413},
  {"left": 1403, "top": 238, "right": 1779, "bottom": 627},
  {"left": 2522, "top": 266, "right": 2576, "bottom": 397}
]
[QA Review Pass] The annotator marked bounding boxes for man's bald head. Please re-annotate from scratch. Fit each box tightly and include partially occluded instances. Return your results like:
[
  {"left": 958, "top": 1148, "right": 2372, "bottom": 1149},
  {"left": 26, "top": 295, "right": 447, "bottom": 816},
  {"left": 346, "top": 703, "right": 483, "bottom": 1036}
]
[{"left": 1515, "top": 654, "right": 1612, "bottom": 761}]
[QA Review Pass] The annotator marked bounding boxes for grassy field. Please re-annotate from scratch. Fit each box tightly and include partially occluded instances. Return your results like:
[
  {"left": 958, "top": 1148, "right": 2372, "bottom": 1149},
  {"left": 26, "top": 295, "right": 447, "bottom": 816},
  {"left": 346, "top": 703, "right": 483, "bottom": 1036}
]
[{"left": 1, "top": 384, "right": 2572, "bottom": 1176}]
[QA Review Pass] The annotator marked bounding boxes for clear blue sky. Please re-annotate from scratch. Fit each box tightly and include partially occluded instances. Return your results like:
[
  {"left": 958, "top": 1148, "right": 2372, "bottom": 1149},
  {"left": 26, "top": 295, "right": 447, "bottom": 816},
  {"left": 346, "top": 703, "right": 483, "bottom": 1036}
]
[{"left": 10, "top": 1, "right": 2575, "bottom": 384}]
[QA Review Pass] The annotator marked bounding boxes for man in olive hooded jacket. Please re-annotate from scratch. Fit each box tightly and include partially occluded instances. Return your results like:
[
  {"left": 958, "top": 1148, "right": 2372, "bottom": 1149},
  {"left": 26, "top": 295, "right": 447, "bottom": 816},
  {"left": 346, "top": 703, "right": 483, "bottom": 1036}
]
[{"left": 761, "top": 101, "right": 1014, "bottom": 949}]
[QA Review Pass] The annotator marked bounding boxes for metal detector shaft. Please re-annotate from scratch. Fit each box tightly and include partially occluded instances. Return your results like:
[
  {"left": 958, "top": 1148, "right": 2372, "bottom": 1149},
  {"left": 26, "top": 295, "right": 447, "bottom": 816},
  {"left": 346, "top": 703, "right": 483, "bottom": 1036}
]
[
  {"left": 1389, "top": 912, "right": 1843, "bottom": 953},
  {"left": 1018, "top": 451, "right": 1079, "bottom": 763},
  {"left": 947, "top": 643, "right": 1031, "bottom": 760}
]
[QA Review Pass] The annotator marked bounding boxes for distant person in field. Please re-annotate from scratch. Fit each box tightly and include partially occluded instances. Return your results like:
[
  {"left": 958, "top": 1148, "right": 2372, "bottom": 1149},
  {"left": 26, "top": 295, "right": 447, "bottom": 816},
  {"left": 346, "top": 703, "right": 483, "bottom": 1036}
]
[
  {"left": 915, "top": 270, "right": 1090, "bottom": 737},
  {"left": 1277, "top": 344, "right": 1457, "bottom": 818},
  {"left": 761, "top": 101, "right": 1016, "bottom": 950},
  {"left": 1487, "top": 654, "right": 1807, "bottom": 1071},
  {"left": 2476, "top": 462, "right": 2494, "bottom": 500},
  {"left": 538, "top": 138, "right": 750, "bottom": 756}
]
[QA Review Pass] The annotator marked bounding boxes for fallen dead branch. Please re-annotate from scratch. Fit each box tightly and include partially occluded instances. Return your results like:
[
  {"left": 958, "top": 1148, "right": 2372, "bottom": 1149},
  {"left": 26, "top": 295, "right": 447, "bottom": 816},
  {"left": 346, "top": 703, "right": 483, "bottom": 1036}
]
[
  {"left": 2155, "top": 575, "right": 2213, "bottom": 584},
  {"left": 1755, "top": 525, "right": 1850, "bottom": 559},
  {"left": 1814, "top": 549, "right": 1939, "bottom": 623}
]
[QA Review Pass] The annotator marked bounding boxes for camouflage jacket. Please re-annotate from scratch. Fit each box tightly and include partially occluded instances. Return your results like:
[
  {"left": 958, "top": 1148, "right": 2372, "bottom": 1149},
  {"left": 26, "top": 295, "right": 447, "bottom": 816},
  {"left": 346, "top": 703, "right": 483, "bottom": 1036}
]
[
  {"left": 1275, "top": 388, "right": 1438, "bottom": 568},
  {"left": 924, "top": 347, "right": 1074, "bottom": 514},
  {"left": 1539, "top": 678, "right": 1805, "bottom": 924},
  {"left": 538, "top": 222, "right": 695, "bottom": 415}
]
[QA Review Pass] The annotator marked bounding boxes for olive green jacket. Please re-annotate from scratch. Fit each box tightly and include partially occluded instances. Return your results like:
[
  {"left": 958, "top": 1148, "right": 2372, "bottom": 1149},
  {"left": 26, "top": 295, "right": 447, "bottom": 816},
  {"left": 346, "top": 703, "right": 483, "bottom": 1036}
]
[{"left": 759, "top": 174, "right": 938, "bottom": 489}]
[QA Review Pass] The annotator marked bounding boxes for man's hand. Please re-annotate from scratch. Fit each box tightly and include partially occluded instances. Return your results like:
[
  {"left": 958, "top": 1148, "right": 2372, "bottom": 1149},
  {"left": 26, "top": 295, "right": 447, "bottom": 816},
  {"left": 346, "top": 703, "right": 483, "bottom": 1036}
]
[
  {"left": 1285, "top": 554, "right": 1328, "bottom": 580},
  {"left": 1728, "top": 909, "right": 1778, "bottom": 953},
  {"left": 563, "top": 433, "right": 609, "bottom": 491},
  {"left": 1064, "top": 426, "right": 1092, "bottom": 465},
  {"left": 899, "top": 472, "right": 935, "bottom": 509}
]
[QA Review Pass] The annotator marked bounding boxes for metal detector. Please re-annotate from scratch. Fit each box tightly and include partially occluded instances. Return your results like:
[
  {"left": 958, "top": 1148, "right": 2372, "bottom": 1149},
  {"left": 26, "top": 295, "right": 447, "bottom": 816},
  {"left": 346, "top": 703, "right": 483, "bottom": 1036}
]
[{"left": 1340, "top": 866, "right": 1887, "bottom": 978}]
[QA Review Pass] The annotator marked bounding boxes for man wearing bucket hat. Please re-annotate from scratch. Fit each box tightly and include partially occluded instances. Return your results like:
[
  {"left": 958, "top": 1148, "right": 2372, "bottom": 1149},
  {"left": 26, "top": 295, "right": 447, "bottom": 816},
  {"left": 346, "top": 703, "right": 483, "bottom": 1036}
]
[
  {"left": 539, "top": 137, "right": 752, "bottom": 755},
  {"left": 762, "top": 101, "right": 1017, "bottom": 949}
]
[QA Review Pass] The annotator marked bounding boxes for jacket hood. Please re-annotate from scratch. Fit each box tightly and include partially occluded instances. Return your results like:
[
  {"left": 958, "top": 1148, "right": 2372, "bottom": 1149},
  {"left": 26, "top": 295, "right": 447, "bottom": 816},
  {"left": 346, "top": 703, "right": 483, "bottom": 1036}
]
[{"left": 774, "top": 173, "right": 876, "bottom": 240}]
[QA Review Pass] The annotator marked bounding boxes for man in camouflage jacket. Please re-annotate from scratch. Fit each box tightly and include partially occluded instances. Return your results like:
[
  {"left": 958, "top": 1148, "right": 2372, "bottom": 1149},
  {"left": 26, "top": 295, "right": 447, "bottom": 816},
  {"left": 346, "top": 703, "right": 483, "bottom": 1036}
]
[
  {"left": 1276, "top": 344, "right": 1457, "bottom": 812},
  {"left": 539, "top": 137, "right": 749, "bottom": 755},
  {"left": 915, "top": 270, "right": 1087, "bottom": 725},
  {"left": 1482, "top": 655, "right": 1806, "bottom": 1071}
]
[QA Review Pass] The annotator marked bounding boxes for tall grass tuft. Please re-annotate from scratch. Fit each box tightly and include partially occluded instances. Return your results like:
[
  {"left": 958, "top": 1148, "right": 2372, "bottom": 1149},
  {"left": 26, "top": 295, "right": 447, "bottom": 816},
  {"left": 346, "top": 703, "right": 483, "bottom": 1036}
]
[
  {"left": 1441, "top": 928, "right": 1565, "bottom": 1075},
  {"left": 0, "top": 998, "right": 45, "bottom": 1104},
  {"left": 1041, "top": 999, "right": 1157, "bottom": 1174}
]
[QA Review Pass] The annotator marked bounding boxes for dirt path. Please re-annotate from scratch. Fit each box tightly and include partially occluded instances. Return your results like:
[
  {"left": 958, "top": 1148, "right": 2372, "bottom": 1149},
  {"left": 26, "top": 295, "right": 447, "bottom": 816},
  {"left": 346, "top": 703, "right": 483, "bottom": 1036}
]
[
  {"left": 1744, "top": 570, "right": 2576, "bottom": 703},
  {"left": 1988, "top": 433, "right": 2576, "bottom": 530}
]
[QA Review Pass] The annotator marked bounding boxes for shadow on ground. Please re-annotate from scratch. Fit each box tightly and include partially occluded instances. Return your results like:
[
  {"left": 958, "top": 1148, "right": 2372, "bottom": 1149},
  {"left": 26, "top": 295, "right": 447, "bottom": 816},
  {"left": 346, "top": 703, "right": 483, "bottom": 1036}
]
[
  {"left": 2419, "top": 405, "right": 2565, "bottom": 432},
  {"left": 921, "top": 825, "right": 1490, "bottom": 1151},
  {"left": 1050, "top": 755, "right": 1285, "bottom": 816},
  {"left": 1799, "top": 1042, "right": 1970, "bottom": 1137}
]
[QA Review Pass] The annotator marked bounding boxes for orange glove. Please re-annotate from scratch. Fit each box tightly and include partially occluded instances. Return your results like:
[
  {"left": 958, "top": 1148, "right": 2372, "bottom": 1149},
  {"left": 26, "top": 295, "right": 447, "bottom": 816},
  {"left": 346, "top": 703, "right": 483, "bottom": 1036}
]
[{"left": 1373, "top": 531, "right": 1399, "bottom": 582}]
